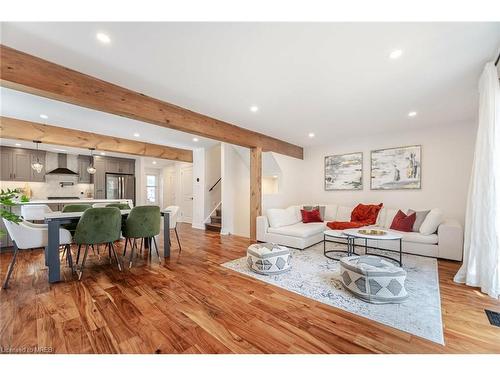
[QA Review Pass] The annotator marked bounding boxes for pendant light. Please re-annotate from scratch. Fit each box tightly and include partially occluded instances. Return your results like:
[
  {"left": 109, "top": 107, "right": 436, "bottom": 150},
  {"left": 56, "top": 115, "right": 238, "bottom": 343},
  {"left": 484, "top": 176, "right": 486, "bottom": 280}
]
[
  {"left": 87, "top": 148, "right": 97, "bottom": 175},
  {"left": 31, "top": 140, "right": 44, "bottom": 173}
]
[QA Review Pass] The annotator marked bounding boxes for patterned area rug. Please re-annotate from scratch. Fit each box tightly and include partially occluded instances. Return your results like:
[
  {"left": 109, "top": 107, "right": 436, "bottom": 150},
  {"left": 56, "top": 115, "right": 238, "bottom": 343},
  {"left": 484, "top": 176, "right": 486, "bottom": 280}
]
[{"left": 222, "top": 242, "right": 444, "bottom": 345}]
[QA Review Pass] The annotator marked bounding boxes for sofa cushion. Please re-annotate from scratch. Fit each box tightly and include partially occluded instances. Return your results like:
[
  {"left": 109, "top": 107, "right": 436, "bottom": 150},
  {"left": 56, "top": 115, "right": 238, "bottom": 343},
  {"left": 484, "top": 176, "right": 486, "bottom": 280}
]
[
  {"left": 407, "top": 209, "right": 431, "bottom": 232},
  {"left": 267, "top": 206, "right": 302, "bottom": 228},
  {"left": 419, "top": 208, "right": 443, "bottom": 235},
  {"left": 388, "top": 230, "right": 438, "bottom": 245},
  {"left": 390, "top": 210, "right": 416, "bottom": 232},
  {"left": 268, "top": 222, "right": 326, "bottom": 238},
  {"left": 303, "top": 205, "right": 326, "bottom": 221},
  {"left": 383, "top": 208, "right": 408, "bottom": 228},
  {"left": 336, "top": 206, "right": 353, "bottom": 221},
  {"left": 351, "top": 203, "right": 383, "bottom": 225},
  {"left": 301, "top": 209, "right": 323, "bottom": 223},
  {"left": 324, "top": 204, "right": 338, "bottom": 221}
]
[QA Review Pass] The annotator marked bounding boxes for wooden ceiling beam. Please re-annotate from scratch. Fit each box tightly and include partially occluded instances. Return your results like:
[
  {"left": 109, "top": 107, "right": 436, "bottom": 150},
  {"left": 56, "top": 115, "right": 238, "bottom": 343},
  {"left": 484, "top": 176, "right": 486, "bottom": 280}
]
[
  {"left": 0, "top": 45, "right": 303, "bottom": 159},
  {"left": 0, "top": 116, "right": 193, "bottom": 162}
]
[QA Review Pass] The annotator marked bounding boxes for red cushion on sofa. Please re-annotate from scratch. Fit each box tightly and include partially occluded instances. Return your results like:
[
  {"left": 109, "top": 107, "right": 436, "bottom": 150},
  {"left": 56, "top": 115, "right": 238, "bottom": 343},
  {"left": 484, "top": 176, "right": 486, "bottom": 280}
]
[
  {"left": 327, "top": 221, "right": 367, "bottom": 230},
  {"left": 301, "top": 209, "right": 323, "bottom": 223},
  {"left": 390, "top": 210, "right": 416, "bottom": 232},
  {"left": 351, "top": 203, "right": 383, "bottom": 225}
]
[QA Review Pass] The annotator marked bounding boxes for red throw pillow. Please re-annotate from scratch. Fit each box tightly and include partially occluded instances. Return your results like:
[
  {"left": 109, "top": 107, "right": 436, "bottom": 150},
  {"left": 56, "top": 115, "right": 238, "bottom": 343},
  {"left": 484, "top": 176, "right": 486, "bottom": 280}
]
[
  {"left": 351, "top": 203, "right": 383, "bottom": 225},
  {"left": 390, "top": 210, "right": 416, "bottom": 232},
  {"left": 301, "top": 209, "right": 323, "bottom": 223}
]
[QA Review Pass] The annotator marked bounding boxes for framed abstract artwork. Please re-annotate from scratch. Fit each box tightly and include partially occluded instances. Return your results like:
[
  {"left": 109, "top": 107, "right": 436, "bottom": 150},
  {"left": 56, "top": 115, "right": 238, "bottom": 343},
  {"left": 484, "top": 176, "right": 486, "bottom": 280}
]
[
  {"left": 324, "top": 152, "right": 363, "bottom": 190},
  {"left": 371, "top": 145, "right": 421, "bottom": 190}
]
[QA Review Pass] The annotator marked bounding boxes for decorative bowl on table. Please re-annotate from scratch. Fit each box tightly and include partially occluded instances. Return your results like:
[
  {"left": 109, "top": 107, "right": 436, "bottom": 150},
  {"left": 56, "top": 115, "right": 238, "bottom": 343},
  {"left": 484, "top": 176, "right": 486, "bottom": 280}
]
[{"left": 358, "top": 229, "right": 386, "bottom": 236}]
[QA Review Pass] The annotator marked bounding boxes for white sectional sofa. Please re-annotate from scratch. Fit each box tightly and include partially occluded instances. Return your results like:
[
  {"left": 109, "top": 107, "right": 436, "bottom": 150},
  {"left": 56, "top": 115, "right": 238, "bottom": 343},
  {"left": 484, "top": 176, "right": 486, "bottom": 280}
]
[{"left": 256, "top": 204, "right": 464, "bottom": 261}]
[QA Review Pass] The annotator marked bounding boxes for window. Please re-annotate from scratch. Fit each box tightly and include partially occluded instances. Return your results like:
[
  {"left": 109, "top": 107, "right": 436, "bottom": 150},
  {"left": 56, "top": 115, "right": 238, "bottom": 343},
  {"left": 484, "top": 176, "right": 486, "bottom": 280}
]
[{"left": 146, "top": 174, "right": 158, "bottom": 204}]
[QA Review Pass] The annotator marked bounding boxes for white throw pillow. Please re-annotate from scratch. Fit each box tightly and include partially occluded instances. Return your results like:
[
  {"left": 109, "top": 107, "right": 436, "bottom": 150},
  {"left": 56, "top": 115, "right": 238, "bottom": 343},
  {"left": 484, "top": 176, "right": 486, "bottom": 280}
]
[
  {"left": 419, "top": 208, "right": 443, "bottom": 235},
  {"left": 266, "top": 206, "right": 301, "bottom": 228},
  {"left": 336, "top": 206, "right": 353, "bottom": 221},
  {"left": 324, "top": 204, "right": 338, "bottom": 221}
]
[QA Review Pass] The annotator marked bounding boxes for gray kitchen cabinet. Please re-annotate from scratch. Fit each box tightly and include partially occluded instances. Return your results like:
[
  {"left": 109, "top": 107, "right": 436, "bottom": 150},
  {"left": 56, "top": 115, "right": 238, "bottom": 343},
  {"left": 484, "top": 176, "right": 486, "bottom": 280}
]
[
  {"left": 0, "top": 148, "right": 13, "bottom": 180},
  {"left": 93, "top": 157, "right": 106, "bottom": 199},
  {"left": 30, "top": 151, "right": 46, "bottom": 182},
  {"left": 0, "top": 147, "right": 46, "bottom": 182},
  {"left": 105, "top": 158, "right": 120, "bottom": 174},
  {"left": 119, "top": 159, "right": 135, "bottom": 174},
  {"left": 12, "top": 149, "right": 32, "bottom": 181},
  {"left": 77, "top": 155, "right": 93, "bottom": 183}
]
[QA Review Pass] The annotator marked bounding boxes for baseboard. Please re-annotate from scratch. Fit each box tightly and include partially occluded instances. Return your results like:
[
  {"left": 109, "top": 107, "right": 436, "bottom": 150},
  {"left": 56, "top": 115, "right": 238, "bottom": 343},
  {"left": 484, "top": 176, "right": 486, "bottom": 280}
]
[{"left": 191, "top": 223, "right": 205, "bottom": 230}]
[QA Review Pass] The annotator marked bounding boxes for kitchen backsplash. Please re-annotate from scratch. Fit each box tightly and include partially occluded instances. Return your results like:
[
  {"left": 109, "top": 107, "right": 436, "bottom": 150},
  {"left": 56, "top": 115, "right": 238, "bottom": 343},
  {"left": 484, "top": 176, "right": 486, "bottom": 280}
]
[{"left": 0, "top": 177, "right": 94, "bottom": 199}]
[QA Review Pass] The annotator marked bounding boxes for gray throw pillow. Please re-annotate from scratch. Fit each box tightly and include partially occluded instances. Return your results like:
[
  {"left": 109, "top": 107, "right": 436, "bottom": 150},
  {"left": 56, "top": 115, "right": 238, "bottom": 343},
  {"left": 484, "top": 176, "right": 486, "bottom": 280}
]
[
  {"left": 408, "top": 209, "right": 430, "bottom": 232},
  {"left": 303, "top": 205, "right": 326, "bottom": 221}
]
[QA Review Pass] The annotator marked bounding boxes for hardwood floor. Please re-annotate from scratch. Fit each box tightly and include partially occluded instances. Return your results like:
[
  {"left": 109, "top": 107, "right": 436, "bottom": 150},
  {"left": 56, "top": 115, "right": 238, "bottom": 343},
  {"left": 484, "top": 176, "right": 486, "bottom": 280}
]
[{"left": 0, "top": 224, "right": 499, "bottom": 354}]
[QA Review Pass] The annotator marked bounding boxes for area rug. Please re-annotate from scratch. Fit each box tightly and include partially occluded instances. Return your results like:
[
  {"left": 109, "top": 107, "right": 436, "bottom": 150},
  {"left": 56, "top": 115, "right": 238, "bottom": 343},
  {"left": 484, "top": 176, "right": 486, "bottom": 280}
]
[{"left": 222, "top": 242, "right": 444, "bottom": 345}]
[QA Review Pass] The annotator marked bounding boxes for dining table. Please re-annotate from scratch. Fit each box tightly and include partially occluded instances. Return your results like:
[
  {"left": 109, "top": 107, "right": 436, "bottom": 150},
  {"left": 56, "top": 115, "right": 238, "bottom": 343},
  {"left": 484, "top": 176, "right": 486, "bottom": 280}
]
[{"left": 43, "top": 209, "right": 171, "bottom": 283}]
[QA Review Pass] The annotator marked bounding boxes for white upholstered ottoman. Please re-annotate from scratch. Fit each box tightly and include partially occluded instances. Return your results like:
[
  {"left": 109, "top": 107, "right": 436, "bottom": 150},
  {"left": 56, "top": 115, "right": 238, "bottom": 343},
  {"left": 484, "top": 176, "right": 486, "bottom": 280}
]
[
  {"left": 247, "top": 243, "right": 291, "bottom": 275},
  {"left": 340, "top": 255, "right": 408, "bottom": 304}
]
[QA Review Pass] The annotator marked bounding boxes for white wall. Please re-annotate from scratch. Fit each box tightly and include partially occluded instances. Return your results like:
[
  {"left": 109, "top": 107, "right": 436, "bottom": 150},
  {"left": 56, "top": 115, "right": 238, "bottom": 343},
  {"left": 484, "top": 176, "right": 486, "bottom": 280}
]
[
  {"left": 205, "top": 143, "right": 222, "bottom": 219},
  {"left": 221, "top": 144, "right": 250, "bottom": 237},
  {"left": 292, "top": 123, "right": 476, "bottom": 224},
  {"left": 192, "top": 148, "right": 206, "bottom": 229}
]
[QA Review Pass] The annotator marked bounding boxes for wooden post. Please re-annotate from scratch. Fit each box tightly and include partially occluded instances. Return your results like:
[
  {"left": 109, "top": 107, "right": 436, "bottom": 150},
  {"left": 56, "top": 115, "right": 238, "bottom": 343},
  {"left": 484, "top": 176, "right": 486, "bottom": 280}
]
[{"left": 250, "top": 147, "right": 262, "bottom": 241}]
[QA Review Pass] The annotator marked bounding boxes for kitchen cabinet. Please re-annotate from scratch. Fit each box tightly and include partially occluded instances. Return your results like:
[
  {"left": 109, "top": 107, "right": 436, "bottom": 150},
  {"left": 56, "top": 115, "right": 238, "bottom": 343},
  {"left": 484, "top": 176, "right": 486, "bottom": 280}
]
[
  {"left": 0, "top": 147, "right": 46, "bottom": 182},
  {"left": 0, "top": 148, "right": 12, "bottom": 181},
  {"left": 77, "top": 155, "right": 93, "bottom": 183},
  {"left": 105, "top": 158, "right": 120, "bottom": 174},
  {"left": 119, "top": 159, "right": 135, "bottom": 174},
  {"left": 93, "top": 157, "right": 106, "bottom": 199}
]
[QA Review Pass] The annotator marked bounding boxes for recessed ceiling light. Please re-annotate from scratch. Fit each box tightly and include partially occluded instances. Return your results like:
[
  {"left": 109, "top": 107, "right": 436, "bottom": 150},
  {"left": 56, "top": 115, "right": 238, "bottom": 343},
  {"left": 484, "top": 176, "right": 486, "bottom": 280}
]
[
  {"left": 308, "top": 132, "right": 315, "bottom": 138},
  {"left": 96, "top": 32, "right": 111, "bottom": 44},
  {"left": 100, "top": 152, "right": 106, "bottom": 156},
  {"left": 250, "top": 106, "right": 259, "bottom": 113},
  {"left": 40, "top": 114, "right": 48, "bottom": 119},
  {"left": 408, "top": 111, "right": 418, "bottom": 118},
  {"left": 273, "top": 175, "right": 278, "bottom": 178},
  {"left": 152, "top": 161, "right": 157, "bottom": 165},
  {"left": 389, "top": 49, "right": 403, "bottom": 59},
  {"left": 15, "top": 143, "right": 21, "bottom": 146},
  {"left": 193, "top": 137, "right": 199, "bottom": 142},
  {"left": 133, "top": 132, "right": 140, "bottom": 137}
]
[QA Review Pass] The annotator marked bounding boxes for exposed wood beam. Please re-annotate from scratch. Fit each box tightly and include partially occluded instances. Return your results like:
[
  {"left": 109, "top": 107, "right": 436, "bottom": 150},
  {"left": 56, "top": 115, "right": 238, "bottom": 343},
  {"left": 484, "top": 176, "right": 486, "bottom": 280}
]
[
  {"left": 0, "top": 45, "right": 303, "bottom": 159},
  {"left": 250, "top": 147, "right": 262, "bottom": 241},
  {"left": 0, "top": 116, "right": 193, "bottom": 162}
]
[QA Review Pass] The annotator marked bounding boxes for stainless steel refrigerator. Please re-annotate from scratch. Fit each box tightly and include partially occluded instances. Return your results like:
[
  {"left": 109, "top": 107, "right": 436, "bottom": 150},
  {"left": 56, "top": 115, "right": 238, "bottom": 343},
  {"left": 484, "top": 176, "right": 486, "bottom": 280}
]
[{"left": 105, "top": 173, "right": 135, "bottom": 203}]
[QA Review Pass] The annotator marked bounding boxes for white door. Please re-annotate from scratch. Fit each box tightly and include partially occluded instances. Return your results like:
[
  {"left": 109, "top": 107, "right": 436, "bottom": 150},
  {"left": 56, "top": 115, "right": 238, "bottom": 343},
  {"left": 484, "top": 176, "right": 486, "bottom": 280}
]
[
  {"left": 180, "top": 166, "right": 193, "bottom": 223},
  {"left": 164, "top": 170, "right": 176, "bottom": 206}
]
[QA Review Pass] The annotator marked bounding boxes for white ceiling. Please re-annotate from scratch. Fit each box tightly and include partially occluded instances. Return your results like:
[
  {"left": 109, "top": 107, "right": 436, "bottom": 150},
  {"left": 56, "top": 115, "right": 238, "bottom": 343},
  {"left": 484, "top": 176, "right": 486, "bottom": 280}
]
[{"left": 1, "top": 22, "right": 500, "bottom": 147}]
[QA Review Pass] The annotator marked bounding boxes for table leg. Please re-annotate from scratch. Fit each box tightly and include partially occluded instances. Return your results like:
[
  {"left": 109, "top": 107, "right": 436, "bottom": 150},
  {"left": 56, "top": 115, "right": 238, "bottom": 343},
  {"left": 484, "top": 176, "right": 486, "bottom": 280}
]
[
  {"left": 47, "top": 220, "right": 61, "bottom": 283},
  {"left": 399, "top": 238, "right": 403, "bottom": 266},
  {"left": 163, "top": 212, "right": 170, "bottom": 258}
]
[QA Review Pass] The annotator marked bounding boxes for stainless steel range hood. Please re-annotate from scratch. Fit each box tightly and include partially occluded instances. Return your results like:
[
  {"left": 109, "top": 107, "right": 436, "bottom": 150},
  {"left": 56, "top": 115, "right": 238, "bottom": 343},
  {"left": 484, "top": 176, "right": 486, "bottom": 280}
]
[{"left": 46, "top": 154, "right": 78, "bottom": 175}]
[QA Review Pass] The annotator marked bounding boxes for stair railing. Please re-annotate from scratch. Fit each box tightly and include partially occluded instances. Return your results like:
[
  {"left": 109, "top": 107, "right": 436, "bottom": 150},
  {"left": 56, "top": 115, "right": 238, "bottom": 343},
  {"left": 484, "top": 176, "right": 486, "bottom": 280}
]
[
  {"left": 204, "top": 201, "right": 222, "bottom": 224},
  {"left": 208, "top": 177, "right": 221, "bottom": 192}
]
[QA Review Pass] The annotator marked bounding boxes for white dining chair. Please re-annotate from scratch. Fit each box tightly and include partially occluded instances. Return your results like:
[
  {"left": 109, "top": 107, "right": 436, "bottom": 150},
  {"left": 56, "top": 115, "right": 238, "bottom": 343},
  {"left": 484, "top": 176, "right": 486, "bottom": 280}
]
[
  {"left": 21, "top": 204, "right": 53, "bottom": 221},
  {"left": 165, "top": 205, "right": 182, "bottom": 252},
  {"left": 2, "top": 218, "right": 73, "bottom": 288}
]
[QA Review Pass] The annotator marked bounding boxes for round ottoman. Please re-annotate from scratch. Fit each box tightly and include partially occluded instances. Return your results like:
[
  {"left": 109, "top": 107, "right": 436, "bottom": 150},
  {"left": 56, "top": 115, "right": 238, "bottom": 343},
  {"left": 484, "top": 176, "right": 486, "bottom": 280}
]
[
  {"left": 340, "top": 255, "right": 408, "bottom": 304},
  {"left": 247, "top": 243, "right": 291, "bottom": 275}
]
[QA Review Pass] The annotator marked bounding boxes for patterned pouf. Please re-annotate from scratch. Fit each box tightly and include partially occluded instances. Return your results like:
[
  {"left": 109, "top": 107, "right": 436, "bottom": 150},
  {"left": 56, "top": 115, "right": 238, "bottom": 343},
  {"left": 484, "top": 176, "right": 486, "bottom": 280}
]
[
  {"left": 340, "top": 255, "right": 408, "bottom": 304},
  {"left": 247, "top": 243, "right": 291, "bottom": 275}
]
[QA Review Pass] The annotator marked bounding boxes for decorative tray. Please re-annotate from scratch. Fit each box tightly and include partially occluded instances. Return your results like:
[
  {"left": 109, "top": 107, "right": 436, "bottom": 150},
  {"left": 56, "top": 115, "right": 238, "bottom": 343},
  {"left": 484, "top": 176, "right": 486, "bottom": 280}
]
[{"left": 357, "top": 229, "right": 386, "bottom": 236}]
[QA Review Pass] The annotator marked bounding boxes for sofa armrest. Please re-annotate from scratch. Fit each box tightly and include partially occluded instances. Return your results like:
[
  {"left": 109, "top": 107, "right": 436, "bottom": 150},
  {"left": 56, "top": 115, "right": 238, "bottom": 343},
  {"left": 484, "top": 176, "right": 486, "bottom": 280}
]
[
  {"left": 437, "top": 219, "right": 463, "bottom": 261},
  {"left": 256, "top": 215, "right": 269, "bottom": 242}
]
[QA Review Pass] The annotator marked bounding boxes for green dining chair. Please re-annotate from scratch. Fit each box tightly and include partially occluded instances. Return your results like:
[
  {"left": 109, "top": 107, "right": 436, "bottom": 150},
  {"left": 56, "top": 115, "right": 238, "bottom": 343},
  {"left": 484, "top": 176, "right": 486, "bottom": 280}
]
[
  {"left": 122, "top": 205, "right": 161, "bottom": 268},
  {"left": 106, "top": 203, "right": 131, "bottom": 210},
  {"left": 73, "top": 207, "right": 122, "bottom": 280},
  {"left": 61, "top": 204, "right": 92, "bottom": 234}
]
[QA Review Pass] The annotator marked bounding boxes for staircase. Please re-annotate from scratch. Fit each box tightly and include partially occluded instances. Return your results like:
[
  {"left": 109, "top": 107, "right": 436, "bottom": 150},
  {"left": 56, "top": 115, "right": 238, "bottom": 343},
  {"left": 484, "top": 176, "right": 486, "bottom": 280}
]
[{"left": 205, "top": 207, "right": 222, "bottom": 232}]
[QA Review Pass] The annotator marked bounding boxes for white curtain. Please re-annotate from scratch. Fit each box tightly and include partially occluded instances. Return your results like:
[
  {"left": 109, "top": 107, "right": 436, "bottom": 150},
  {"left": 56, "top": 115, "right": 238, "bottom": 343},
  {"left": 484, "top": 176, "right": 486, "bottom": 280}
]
[{"left": 454, "top": 62, "right": 500, "bottom": 299}]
